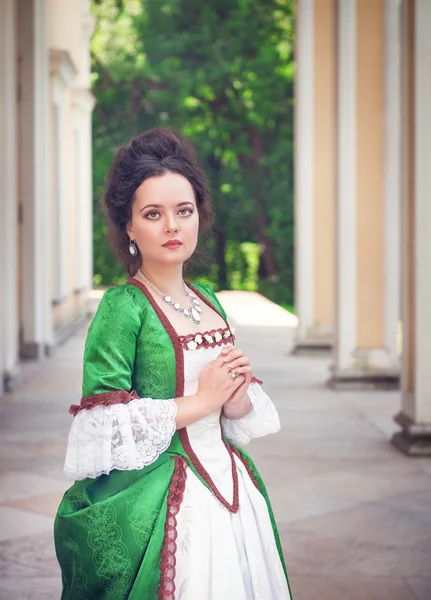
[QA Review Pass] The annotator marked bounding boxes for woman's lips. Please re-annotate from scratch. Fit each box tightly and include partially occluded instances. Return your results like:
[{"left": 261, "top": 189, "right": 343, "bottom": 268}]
[{"left": 162, "top": 240, "right": 182, "bottom": 249}]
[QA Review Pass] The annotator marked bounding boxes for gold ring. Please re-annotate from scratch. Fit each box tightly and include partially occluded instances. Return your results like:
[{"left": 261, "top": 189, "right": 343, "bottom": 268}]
[{"left": 229, "top": 369, "right": 239, "bottom": 380}]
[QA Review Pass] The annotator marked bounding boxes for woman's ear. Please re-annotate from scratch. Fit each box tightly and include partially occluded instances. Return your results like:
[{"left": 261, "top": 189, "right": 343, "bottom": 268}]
[{"left": 126, "top": 221, "right": 133, "bottom": 238}]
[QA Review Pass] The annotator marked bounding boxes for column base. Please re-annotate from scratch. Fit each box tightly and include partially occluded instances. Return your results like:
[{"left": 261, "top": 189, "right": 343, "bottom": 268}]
[
  {"left": 328, "top": 349, "right": 400, "bottom": 389},
  {"left": 291, "top": 339, "right": 332, "bottom": 355},
  {"left": 20, "top": 341, "right": 45, "bottom": 360},
  {"left": 391, "top": 412, "right": 431, "bottom": 456},
  {"left": 3, "top": 362, "right": 21, "bottom": 392},
  {"left": 327, "top": 369, "right": 399, "bottom": 390},
  {"left": 292, "top": 324, "right": 333, "bottom": 355}
]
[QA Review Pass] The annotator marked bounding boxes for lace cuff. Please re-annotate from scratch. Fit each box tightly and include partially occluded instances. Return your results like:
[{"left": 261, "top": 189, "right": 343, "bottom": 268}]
[
  {"left": 63, "top": 397, "right": 177, "bottom": 481},
  {"left": 221, "top": 381, "right": 280, "bottom": 446}
]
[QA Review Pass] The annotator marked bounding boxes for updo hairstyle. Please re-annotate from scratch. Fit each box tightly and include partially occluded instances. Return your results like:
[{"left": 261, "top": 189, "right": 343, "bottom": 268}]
[{"left": 103, "top": 128, "right": 214, "bottom": 275}]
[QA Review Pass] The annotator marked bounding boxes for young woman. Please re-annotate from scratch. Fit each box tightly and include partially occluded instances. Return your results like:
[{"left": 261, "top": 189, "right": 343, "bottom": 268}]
[{"left": 54, "top": 128, "right": 292, "bottom": 599}]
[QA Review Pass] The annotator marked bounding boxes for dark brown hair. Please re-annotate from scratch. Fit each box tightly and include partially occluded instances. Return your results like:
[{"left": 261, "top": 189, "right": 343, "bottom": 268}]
[{"left": 103, "top": 128, "right": 214, "bottom": 275}]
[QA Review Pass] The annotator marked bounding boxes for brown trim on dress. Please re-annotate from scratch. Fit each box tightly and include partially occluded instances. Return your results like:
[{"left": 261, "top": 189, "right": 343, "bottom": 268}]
[
  {"left": 158, "top": 456, "right": 188, "bottom": 600},
  {"left": 69, "top": 389, "right": 139, "bottom": 416},
  {"left": 230, "top": 444, "right": 260, "bottom": 491},
  {"left": 179, "top": 427, "right": 239, "bottom": 514},
  {"left": 179, "top": 327, "right": 234, "bottom": 351}
]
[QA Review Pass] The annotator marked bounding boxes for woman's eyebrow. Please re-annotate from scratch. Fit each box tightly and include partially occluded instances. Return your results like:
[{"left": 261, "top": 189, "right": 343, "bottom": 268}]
[{"left": 139, "top": 201, "right": 194, "bottom": 213}]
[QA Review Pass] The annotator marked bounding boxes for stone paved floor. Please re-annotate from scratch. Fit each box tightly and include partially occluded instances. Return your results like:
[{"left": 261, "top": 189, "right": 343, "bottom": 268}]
[{"left": 0, "top": 290, "right": 430, "bottom": 599}]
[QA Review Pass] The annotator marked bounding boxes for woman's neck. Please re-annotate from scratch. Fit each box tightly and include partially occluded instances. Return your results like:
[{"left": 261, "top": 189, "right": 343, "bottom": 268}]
[{"left": 138, "top": 263, "right": 186, "bottom": 298}]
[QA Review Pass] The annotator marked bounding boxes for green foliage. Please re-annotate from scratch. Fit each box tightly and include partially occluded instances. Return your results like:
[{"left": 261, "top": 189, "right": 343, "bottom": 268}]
[
  {"left": 225, "top": 242, "right": 259, "bottom": 291},
  {"left": 90, "top": 0, "right": 295, "bottom": 306}
]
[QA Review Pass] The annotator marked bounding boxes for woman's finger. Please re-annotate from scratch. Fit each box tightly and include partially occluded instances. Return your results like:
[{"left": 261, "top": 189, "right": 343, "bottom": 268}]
[
  {"left": 215, "top": 345, "right": 235, "bottom": 366},
  {"left": 214, "top": 348, "right": 243, "bottom": 367},
  {"left": 233, "top": 365, "right": 252, "bottom": 375},
  {"left": 220, "top": 349, "right": 245, "bottom": 364},
  {"left": 226, "top": 357, "right": 250, "bottom": 370}
]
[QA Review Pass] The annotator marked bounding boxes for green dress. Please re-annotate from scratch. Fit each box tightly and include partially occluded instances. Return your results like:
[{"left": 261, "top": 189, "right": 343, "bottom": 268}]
[{"left": 54, "top": 280, "right": 292, "bottom": 599}]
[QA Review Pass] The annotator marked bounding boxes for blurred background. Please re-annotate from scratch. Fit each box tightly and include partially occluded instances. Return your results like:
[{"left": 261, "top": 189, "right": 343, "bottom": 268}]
[
  {"left": 0, "top": 1, "right": 431, "bottom": 598},
  {"left": 1, "top": 0, "right": 430, "bottom": 452}
]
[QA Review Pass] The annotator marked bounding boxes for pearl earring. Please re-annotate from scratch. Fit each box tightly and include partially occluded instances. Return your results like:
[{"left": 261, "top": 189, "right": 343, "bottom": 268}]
[{"left": 129, "top": 239, "right": 139, "bottom": 256}]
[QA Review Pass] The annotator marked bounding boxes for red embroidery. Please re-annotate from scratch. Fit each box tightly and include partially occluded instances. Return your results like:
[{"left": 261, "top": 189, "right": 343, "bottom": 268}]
[
  {"left": 158, "top": 456, "right": 188, "bottom": 599},
  {"left": 251, "top": 376, "right": 263, "bottom": 385},
  {"left": 230, "top": 444, "right": 260, "bottom": 491},
  {"left": 179, "top": 327, "right": 234, "bottom": 351},
  {"left": 69, "top": 389, "right": 139, "bottom": 416},
  {"left": 179, "top": 427, "right": 239, "bottom": 513}
]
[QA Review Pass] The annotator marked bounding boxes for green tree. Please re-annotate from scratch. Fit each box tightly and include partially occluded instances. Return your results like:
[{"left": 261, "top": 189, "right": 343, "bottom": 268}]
[{"left": 91, "top": 0, "right": 295, "bottom": 304}]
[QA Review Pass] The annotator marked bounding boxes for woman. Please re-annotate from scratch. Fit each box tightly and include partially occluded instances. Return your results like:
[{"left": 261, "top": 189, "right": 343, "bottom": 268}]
[{"left": 54, "top": 128, "right": 292, "bottom": 600}]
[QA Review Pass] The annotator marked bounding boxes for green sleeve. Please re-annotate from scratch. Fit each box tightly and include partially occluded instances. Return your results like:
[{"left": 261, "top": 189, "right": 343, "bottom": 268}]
[
  {"left": 82, "top": 286, "right": 143, "bottom": 398},
  {"left": 194, "top": 282, "right": 228, "bottom": 321}
]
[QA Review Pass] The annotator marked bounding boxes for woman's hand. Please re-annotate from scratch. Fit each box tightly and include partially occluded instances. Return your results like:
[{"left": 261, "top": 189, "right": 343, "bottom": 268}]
[
  {"left": 196, "top": 345, "right": 246, "bottom": 413},
  {"left": 220, "top": 346, "right": 254, "bottom": 419}
]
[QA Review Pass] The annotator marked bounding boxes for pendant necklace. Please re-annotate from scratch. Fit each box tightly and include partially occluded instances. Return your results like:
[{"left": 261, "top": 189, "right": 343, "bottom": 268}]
[{"left": 138, "top": 269, "right": 202, "bottom": 325}]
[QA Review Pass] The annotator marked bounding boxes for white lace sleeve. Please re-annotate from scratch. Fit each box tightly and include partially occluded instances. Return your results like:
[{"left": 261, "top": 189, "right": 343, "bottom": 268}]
[
  {"left": 63, "top": 397, "right": 177, "bottom": 481},
  {"left": 221, "top": 381, "right": 280, "bottom": 446}
]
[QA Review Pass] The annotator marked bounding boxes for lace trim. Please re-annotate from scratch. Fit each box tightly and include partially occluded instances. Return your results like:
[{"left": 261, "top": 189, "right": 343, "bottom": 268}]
[
  {"left": 178, "top": 426, "right": 239, "bottom": 513},
  {"left": 63, "top": 397, "right": 178, "bottom": 480},
  {"left": 69, "top": 389, "right": 140, "bottom": 416},
  {"left": 158, "top": 456, "right": 188, "bottom": 599},
  {"left": 179, "top": 327, "right": 235, "bottom": 351}
]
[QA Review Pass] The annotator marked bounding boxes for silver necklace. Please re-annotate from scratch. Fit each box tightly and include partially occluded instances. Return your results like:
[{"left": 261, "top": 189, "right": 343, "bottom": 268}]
[{"left": 138, "top": 269, "right": 202, "bottom": 325}]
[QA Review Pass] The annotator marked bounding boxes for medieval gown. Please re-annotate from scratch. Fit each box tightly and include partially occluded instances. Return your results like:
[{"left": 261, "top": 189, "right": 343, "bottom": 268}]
[{"left": 54, "top": 280, "right": 292, "bottom": 600}]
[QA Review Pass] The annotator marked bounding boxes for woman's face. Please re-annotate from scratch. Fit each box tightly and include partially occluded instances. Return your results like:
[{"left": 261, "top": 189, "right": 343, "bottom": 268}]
[{"left": 127, "top": 171, "right": 199, "bottom": 268}]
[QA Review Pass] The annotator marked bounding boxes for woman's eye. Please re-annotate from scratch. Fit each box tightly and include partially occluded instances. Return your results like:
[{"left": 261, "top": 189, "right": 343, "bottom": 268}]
[
  {"left": 146, "top": 211, "right": 160, "bottom": 219},
  {"left": 178, "top": 208, "right": 193, "bottom": 216}
]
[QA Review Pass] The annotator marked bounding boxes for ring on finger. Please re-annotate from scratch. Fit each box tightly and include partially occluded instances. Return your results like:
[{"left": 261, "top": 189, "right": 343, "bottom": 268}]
[{"left": 229, "top": 369, "right": 239, "bottom": 380}]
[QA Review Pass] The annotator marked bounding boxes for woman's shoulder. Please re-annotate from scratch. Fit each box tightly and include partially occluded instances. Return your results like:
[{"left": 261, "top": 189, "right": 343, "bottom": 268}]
[
  {"left": 92, "top": 283, "right": 148, "bottom": 328},
  {"left": 101, "top": 282, "right": 146, "bottom": 305}
]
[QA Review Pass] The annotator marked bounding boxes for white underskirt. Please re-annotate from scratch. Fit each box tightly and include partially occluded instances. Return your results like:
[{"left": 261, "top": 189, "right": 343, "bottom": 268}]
[
  {"left": 170, "top": 345, "right": 290, "bottom": 599},
  {"left": 174, "top": 453, "right": 290, "bottom": 600}
]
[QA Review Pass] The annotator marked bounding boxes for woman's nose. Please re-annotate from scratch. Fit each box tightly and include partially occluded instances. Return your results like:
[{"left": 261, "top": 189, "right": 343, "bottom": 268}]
[{"left": 164, "top": 214, "right": 180, "bottom": 233}]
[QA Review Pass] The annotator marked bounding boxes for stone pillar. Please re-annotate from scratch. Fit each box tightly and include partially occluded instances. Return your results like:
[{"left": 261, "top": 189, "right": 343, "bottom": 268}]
[
  {"left": 330, "top": 0, "right": 400, "bottom": 387},
  {"left": 50, "top": 49, "right": 77, "bottom": 302},
  {"left": 0, "top": 0, "right": 20, "bottom": 390},
  {"left": 18, "top": 0, "right": 53, "bottom": 358},
  {"left": 71, "top": 88, "right": 95, "bottom": 292},
  {"left": 294, "top": 0, "right": 336, "bottom": 352},
  {"left": 392, "top": 0, "right": 431, "bottom": 455}
]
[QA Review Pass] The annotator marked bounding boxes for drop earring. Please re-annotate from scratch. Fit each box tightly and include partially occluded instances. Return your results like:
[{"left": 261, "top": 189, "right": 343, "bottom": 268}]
[{"left": 129, "top": 239, "right": 139, "bottom": 256}]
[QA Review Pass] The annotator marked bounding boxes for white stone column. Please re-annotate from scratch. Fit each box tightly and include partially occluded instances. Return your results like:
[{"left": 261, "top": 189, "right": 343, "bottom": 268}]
[
  {"left": 383, "top": 0, "right": 402, "bottom": 365},
  {"left": 332, "top": 0, "right": 357, "bottom": 379},
  {"left": 50, "top": 50, "right": 77, "bottom": 302},
  {"left": 71, "top": 88, "right": 95, "bottom": 292},
  {"left": 330, "top": 0, "right": 400, "bottom": 387},
  {"left": 0, "top": 0, "right": 19, "bottom": 390},
  {"left": 18, "top": 0, "right": 52, "bottom": 358},
  {"left": 294, "top": 0, "right": 315, "bottom": 348},
  {"left": 393, "top": 0, "right": 431, "bottom": 455},
  {"left": 294, "top": 0, "right": 336, "bottom": 352}
]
